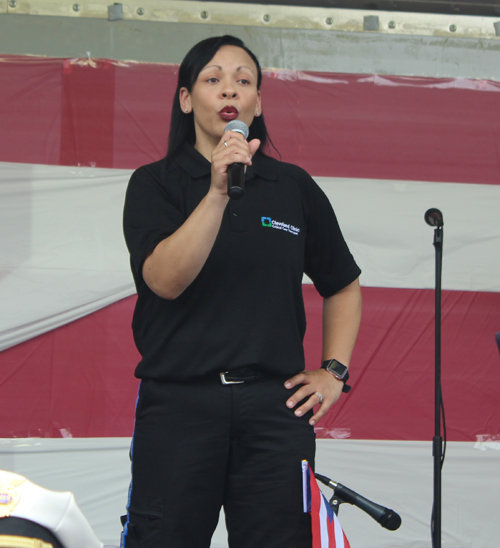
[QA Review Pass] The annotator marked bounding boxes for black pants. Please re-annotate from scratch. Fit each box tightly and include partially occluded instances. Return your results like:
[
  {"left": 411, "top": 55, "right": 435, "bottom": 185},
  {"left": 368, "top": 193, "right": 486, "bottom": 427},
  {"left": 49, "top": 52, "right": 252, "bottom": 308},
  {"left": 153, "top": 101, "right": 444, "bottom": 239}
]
[{"left": 122, "top": 375, "right": 316, "bottom": 548}]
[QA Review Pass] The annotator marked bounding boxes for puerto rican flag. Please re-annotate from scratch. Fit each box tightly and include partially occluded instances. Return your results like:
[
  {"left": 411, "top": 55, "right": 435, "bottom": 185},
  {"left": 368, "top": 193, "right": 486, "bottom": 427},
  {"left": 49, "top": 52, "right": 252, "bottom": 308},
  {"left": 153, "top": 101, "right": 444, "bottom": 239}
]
[{"left": 302, "top": 461, "right": 350, "bottom": 548}]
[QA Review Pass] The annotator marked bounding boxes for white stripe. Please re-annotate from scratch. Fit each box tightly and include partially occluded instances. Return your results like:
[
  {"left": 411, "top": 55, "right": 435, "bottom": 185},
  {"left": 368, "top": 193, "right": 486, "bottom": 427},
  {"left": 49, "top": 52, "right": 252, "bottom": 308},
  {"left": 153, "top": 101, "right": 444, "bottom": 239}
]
[
  {"left": 333, "top": 510, "right": 345, "bottom": 548},
  {"left": 311, "top": 177, "right": 500, "bottom": 293},
  {"left": 0, "top": 161, "right": 135, "bottom": 351},
  {"left": 318, "top": 495, "right": 330, "bottom": 548},
  {"left": 1, "top": 161, "right": 498, "bottom": 350},
  {"left": 1, "top": 438, "right": 498, "bottom": 548}
]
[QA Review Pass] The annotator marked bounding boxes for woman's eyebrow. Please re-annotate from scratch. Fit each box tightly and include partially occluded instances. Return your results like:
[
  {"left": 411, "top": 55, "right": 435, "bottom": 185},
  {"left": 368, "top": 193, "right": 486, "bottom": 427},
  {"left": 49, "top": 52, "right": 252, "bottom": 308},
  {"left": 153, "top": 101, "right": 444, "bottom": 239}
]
[
  {"left": 201, "top": 64, "right": 222, "bottom": 72},
  {"left": 200, "top": 64, "right": 255, "bottom": 75},
  {"left": 237, "top": 65, "right": 254, "bottom": 72}
]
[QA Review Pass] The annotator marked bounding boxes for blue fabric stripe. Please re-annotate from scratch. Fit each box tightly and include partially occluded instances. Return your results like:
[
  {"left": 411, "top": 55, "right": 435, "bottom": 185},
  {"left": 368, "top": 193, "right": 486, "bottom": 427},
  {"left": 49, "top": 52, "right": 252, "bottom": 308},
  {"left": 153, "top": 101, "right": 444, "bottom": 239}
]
[{"left": 120, "top": 381, "right": 141, "bottom": 548}]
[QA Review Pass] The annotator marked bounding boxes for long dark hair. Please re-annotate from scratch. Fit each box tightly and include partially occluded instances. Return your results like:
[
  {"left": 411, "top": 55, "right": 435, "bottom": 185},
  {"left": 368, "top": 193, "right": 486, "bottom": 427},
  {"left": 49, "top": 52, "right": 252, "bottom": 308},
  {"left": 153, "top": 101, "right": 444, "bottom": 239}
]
[{"left": 166, "top": 35, "right": 273, "bottom": 161}]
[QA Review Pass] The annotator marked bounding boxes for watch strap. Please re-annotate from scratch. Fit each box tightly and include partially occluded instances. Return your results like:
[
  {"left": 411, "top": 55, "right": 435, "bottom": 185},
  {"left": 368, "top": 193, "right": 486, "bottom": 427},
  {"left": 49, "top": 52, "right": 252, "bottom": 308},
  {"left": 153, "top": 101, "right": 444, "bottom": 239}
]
[{"left": 321, "top": 359, "right": 352, "bottom": 393}]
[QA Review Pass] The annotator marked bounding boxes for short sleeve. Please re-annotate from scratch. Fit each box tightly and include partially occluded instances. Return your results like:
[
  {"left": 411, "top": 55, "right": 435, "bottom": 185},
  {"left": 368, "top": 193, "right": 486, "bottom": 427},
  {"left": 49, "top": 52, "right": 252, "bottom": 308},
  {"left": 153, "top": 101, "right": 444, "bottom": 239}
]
[
  {"left": 123, "top": 161, "right": 186, "bottom": 290},
  {"left": 300, "top": 173, "right": 361, "bottom": 297}
]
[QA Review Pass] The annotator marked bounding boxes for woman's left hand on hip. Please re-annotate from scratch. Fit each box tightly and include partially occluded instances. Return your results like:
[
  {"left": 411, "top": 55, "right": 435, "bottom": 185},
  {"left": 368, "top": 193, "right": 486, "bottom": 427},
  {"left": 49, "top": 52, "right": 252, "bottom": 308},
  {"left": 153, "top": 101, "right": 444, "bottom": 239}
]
[{"left": 284, "top": 369, "right": 345, "bottom": 426}]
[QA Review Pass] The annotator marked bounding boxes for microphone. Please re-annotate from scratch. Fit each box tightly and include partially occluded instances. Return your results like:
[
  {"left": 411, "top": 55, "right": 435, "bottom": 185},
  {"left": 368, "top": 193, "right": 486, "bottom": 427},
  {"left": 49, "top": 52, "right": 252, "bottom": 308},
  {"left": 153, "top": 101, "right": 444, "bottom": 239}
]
[
  {"left": 425, "top": 208, "right": 444, "bottom": 227},
  {"left": 224, "top": 120, "right": 249, "bottom": 200},
  {"left": 315, "top": 473, "right": 402, "bottom": 531}
]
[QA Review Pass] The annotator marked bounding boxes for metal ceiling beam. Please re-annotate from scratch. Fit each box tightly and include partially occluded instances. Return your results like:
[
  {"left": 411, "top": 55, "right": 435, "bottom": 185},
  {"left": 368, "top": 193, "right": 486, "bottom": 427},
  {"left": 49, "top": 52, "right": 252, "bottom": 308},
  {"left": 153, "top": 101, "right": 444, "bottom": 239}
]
[
  {"left": 185, "top": 0, "right": 500, "bottom": 18},
  {"left": 3, "top": 0, "right": 500, "bottom": 40}
]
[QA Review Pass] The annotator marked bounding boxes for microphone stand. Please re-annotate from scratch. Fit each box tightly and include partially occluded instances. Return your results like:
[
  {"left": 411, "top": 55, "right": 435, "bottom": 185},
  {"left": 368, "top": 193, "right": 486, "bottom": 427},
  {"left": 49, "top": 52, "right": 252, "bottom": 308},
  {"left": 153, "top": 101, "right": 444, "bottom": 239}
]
[
  {"left": 315, "top": 473, "right": 402, "bottom": 531},
  {"left": 426, "top": 209, "right": 444, "bottom": 548}
]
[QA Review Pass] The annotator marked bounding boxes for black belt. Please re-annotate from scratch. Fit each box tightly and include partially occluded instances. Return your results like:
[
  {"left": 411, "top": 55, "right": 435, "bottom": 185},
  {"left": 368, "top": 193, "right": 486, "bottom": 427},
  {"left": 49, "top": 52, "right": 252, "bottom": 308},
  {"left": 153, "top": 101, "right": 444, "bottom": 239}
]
[{"left": 218, "top": 367, "right": 262, "bottom": 385}]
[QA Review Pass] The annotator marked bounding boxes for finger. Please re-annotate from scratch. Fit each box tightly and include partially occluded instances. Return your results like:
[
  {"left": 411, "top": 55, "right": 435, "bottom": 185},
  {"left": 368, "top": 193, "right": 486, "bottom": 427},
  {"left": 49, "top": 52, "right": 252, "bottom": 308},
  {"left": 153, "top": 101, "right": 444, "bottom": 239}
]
[
  {"left": 294, "top": 394, "right": 330, "bottom": 424},
  {"left": 292, "top": 392, "right": 327, "bottom": 418},
  {"left": 284, "top": 372, "right": 307, "bottom": 390},
  {"left": 309, "top": 403, "right": 330, "bottom": 426},
  {"left": 223, "top": 130, "right": 246, "bottom": 144},
  {"left": 285, "top": 384, "right": 317, "bottom": 410},
  {"left": 219, "top": 137, "right": 246, "bottom": 152},
  {"left": 213, "top": 151, "right": 249, "bottom": 177},
  {"left": 222, "top": 131, "right": 256, "bottom": 157},
  {"left": 219, "top": 139, "right": 252, "bottom": 164},
  {"left": 248, "top": 139, "right": 261, "bottom": 157}
]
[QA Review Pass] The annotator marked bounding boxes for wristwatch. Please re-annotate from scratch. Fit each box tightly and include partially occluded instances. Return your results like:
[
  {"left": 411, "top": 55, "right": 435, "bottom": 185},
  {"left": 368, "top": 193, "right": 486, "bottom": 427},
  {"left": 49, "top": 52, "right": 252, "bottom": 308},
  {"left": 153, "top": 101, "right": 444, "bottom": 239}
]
[{"left": 321, "top": 359, "right": 352, "bottom": 393}]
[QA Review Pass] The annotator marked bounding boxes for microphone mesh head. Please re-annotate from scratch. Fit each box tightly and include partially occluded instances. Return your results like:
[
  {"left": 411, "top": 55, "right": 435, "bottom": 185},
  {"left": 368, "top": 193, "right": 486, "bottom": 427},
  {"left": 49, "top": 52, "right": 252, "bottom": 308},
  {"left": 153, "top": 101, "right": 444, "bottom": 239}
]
[
  {"left": 224, "top": 120, "right": 249, "bottom": 139},
  {"left": 424, "top": 208, "right": 444, "bottom": 227}
]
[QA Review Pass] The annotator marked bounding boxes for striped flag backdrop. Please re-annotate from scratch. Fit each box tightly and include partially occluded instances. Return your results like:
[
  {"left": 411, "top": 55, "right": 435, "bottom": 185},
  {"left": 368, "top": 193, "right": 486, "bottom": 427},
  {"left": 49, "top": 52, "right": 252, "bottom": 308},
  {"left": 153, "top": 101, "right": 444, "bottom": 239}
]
[
  {"left": 1, "top": 56, "right": 498, "bottom": 442},
  {"left": 1, "top": 55, "right": 499, "bottom": 547}
]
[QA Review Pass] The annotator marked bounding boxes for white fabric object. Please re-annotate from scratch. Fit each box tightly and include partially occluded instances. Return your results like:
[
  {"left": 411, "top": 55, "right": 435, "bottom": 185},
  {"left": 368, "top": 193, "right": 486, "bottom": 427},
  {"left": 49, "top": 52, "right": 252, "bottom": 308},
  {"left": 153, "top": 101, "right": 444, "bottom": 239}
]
[
  {"left": 0, "top": 162, "right": 135, "bottom": 352},
  {"left": 1, "top": 438, "right": 499, "bottom": 547},
  {"left": 1, "top": 162, "right": 499, "bottom": 352},
  {"left": 0, "top": 470, "right": 103, "bottom": 548}
]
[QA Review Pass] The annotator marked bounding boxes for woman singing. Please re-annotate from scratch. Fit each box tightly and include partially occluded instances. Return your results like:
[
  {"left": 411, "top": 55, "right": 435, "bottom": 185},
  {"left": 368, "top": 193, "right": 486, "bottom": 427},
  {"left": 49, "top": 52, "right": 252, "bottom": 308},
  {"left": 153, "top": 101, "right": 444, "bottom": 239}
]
[{"left": 121, "top": 34, "right": 362, "bottom": 548}]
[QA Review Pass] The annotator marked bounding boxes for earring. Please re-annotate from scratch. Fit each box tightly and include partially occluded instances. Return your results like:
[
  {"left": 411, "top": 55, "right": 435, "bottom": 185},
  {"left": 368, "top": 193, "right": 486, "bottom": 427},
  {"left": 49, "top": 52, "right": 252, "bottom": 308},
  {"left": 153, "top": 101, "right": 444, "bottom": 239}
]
[
  {"left": 185, "top": 108, "right": 189, "bottom": 113},
  {"left": 255, "top": 111, "right": 259, "bottom": 116}
]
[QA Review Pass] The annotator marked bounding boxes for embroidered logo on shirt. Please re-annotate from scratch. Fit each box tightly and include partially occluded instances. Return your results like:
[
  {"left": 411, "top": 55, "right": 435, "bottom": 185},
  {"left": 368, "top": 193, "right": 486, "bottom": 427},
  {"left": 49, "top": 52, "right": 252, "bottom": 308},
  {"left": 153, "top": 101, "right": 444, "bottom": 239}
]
[{"left": 261, "top": 217, "right": 300, "bottom": 236}]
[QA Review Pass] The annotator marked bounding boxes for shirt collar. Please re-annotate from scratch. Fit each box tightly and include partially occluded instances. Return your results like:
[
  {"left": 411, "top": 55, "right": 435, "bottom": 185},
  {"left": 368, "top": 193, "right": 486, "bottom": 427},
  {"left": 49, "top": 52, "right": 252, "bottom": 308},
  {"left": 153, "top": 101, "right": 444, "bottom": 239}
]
[
  {"left": 174, "top": 141, "right": 278, "bottom": 182},
  {"left": 248, "top": 152, "right": 278, "bottom": 181},
  {"left": 174, "top": 141, "right": 211, "bottom": 179}
]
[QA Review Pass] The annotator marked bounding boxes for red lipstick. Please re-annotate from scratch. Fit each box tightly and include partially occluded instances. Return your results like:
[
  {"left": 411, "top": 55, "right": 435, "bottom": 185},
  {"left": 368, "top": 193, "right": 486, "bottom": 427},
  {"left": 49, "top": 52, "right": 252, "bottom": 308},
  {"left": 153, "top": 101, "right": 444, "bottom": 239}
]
[{"left": 219, "top": 106, "right": 238, "bottom": 121}]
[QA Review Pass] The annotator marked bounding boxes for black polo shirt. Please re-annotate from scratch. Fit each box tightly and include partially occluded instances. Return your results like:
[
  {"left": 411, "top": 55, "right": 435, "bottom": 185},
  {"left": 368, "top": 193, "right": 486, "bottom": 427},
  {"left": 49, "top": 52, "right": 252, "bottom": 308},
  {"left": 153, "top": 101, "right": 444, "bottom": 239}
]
[{"left": 123, "top": 143, "right": 361, "bottom": 381}]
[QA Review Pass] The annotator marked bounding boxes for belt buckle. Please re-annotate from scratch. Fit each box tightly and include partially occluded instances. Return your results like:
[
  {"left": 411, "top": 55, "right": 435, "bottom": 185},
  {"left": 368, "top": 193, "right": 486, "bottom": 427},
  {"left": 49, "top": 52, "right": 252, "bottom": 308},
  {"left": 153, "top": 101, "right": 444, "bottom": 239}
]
[{"left": 220, "top": 372, "right": 245, "bottom": 385}]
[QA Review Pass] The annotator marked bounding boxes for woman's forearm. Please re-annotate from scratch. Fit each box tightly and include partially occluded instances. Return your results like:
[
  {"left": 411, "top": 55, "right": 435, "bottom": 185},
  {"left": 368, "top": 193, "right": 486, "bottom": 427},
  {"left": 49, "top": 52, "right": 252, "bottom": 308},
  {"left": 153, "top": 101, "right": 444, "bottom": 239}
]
[
  {"left": 142, "top": 190, "right": 229, "bottom": 299},
  {"left": 322, "top": 277, "right": 362, "bottom": 366}
]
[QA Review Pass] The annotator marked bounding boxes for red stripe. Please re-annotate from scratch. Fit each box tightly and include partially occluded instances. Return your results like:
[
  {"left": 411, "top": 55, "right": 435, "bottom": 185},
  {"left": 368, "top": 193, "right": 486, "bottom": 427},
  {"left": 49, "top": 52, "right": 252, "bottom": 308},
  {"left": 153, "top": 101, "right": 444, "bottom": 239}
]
[
  {"left": 60, "top": 60, "right": 116, "bottom": 168},
  {"left": 1, "top": 288, "right": 498, "bottom": 439},
  {"left": 263, "top": 72, "right": 500, "bottom": 184},
  {"left": 304, "top": 286, "right": 500, "bottom": 441},
  {"left": 0, "top": 297, "right": 140, "bottom": 438},
  {"left": 1, "top": 56, "right": 499, "bottom": 183},
  {"left": 309, "top": 465, "right": 324, "bottom": 548},
  {"left": 0, "top": 56, "right": 62, "bottom": 166}
]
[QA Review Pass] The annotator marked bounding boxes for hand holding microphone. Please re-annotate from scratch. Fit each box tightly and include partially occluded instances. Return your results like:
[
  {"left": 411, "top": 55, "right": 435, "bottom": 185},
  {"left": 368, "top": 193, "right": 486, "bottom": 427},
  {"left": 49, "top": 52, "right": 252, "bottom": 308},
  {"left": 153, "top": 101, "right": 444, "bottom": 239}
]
[{"left": 224, "top": 120, "right": 250, "bottom": 200}]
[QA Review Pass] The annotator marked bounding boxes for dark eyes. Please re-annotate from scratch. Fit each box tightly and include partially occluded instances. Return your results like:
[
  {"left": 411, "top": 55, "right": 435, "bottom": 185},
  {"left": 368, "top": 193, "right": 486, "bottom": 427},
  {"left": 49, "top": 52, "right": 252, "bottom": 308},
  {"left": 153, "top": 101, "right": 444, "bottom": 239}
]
[{"left": 204, "top": 77, "right": 252, "bottom": 85}]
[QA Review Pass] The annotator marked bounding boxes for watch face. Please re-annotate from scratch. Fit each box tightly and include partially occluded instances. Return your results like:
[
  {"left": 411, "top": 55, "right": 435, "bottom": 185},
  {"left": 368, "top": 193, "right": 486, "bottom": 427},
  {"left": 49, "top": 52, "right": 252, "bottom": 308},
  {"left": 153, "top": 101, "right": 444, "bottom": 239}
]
[{"left": 327, "top": 360, "right": 348, "bottom": 379}]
